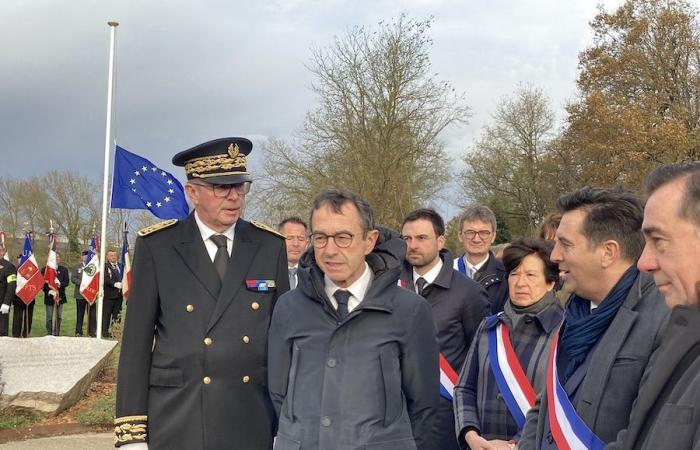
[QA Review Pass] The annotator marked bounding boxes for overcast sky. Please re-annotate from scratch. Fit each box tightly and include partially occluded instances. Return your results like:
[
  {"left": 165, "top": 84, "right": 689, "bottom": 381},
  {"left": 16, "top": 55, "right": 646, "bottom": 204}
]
[{"left": 1, "top": 0, "right": 651, "bottom": 216}]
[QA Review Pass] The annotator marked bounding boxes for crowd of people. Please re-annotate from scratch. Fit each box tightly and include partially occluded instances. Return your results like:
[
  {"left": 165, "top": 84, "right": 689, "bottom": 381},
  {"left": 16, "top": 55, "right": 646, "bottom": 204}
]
[
  {"left": 0, "top": 248, "right": 124, "bottom": 338},
  {"left": 1, "top": 135, "right": 687, "bottom": 450}
]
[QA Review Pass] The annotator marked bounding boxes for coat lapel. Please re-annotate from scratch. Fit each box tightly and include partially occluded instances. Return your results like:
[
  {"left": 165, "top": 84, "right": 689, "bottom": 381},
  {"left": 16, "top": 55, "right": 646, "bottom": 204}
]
[
  {"left": 576, "top": 276, "right": 641, "bottom": 426},
  {"left": 623, "top": 308, "right": 697, "bottom": 444},
  {"left": 206, "top": 220, "right": 258, "bottom": 332},
  {"left": 173, "top": 214, "right": 221, "bottom": 300}
]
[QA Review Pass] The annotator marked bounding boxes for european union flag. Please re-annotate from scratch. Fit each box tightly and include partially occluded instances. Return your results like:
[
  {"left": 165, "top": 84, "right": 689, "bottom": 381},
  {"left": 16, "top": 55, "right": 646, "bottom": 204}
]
[{"left": 111, "top": 146, "right": 189, "bottom": 219}]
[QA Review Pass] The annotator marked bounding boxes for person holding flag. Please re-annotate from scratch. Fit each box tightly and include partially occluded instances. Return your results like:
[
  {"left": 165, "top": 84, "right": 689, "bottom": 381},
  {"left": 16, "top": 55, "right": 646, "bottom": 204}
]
[
  {"left": 0, "top": 244, "right": 17, "bottom": 336},
  {"left": 71, "top": 247, "right": 97, "bottom": 337},
  {"left": 42, "top": 237, "right": 69, "bottom": 336},
  {"left": 14, "top": 232, "right": 44, "bottom": 337},
  {"left": 120, "top": 226, "right": 132, "bottom": 301}
]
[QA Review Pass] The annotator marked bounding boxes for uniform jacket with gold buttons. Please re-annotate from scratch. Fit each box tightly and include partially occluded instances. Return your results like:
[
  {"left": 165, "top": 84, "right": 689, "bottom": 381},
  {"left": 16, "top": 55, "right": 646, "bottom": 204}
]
[{"left": 115, "top": 213, "right": 289, "bottom": 450}]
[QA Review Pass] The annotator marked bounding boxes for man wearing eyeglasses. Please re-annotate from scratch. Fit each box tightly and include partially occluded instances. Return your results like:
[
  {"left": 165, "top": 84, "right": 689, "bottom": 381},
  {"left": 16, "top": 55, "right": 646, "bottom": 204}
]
[
  {"left": 454, "top": 204, "right": 509, "bottom": 314},
  {"left": 268, "top": 190, "right": 439, "bottom": 450},
  {"left": 115, "top": 137, "right": 289, "bottom": 450},
  {"left": 278, "top": 217, "right": 309, "bottom": 289}
]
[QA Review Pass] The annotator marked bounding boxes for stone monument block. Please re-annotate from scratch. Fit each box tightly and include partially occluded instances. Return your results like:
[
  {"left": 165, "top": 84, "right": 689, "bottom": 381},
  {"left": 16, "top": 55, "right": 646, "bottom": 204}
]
[{"left": 0, "top": 336, "right": 117, "bottom": 416}]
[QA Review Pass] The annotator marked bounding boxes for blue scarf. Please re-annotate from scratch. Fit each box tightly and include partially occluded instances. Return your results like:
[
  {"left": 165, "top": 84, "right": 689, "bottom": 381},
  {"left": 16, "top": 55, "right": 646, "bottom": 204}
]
[{"left": 560, "top": 265, "right": 639, "bottom": 380}]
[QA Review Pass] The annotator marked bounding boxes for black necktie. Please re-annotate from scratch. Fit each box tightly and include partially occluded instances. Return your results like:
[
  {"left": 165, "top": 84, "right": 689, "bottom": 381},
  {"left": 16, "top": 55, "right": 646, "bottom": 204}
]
[
  {"left": 210, "top": 235, "right": 229, "bottom": 281},
  {"left": 415, "top": 277, "right": 428, "bottom": 297},
  {"left": 334, "top": 290, "right": 351, "bottom": 320}
]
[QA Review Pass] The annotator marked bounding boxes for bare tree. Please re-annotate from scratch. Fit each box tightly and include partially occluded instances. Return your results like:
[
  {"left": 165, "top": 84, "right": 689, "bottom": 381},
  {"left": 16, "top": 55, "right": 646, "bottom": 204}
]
[
  {"left": 461, "top": 85, "right": 561, "bottom": 237},
  {"left": 259, "top": 16, "right": 470, "bottom": 228}
]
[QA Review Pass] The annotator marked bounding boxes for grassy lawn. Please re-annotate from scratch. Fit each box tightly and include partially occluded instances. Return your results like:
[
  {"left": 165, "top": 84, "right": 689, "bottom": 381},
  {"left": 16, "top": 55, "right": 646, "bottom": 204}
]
[{"left": 8, "top": 284, "right": 105, "bottom": 337}]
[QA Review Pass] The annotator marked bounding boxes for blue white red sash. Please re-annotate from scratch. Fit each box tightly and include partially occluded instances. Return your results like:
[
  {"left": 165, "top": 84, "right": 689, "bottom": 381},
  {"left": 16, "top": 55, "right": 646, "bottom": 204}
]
[
  {"left": 439, "top": 353, "right": 458, "bottom": 401},
  {"left": 454, "top": 256, "right": 467, "bottom": 277},
  {"left": 487, "top": 321, "right": 536, "bottom": 428},
  {"left": 546, "top": 332, "right": 605, "bottom": 450}
]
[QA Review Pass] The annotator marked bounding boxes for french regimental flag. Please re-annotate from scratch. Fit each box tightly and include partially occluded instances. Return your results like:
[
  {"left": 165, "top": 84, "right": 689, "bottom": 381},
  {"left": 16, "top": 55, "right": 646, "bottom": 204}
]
[
  {"left": 121, "top": 228, "right": 132, "bottom": 300},
  {"left": 16, "top": 232, "right": 44, "bottom": 304},
  {"left": 80, "top": 234, "right": 101, "bottom": 304},
  {"left": 44, "top": 232, "right": 60, "bottom": 297}
]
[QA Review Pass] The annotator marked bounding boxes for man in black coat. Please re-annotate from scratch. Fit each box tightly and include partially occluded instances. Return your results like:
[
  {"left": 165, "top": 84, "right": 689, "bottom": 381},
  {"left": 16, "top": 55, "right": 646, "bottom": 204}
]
[
  {"left": 0, "top": 246, "right": 16, "bottom": 335},
  {"left": 115, "top": 137, "right": 289, "bottom": 450},
  {"left": 607, "top": 162, "right": 700, "bottom": 449},
  {"left": 102, "top": 249, "right": 123, "bottom": 338},
  {"left": 453, "top": 204, "right": 509, "bottom": 314},
  {"left": 268, "top": 190, "right": 439, "bottom": 450},
  {"left": 399, "top": 208, "right": 490, "bottom": 450},
  {"left": 42, "top": 251, "right": 70, "bottom": 336}
]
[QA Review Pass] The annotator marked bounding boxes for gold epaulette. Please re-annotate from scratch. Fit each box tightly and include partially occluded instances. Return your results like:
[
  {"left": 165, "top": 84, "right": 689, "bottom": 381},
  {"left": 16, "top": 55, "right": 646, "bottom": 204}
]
[
  {"left": 251, "top": 220, "right": 285, "bottom": 239},
  {"left": 138, "top": 219, "right": 178, "bottom": 237},
  {"left": 114, "top": 415, "right": 148, "bottom": 446}
]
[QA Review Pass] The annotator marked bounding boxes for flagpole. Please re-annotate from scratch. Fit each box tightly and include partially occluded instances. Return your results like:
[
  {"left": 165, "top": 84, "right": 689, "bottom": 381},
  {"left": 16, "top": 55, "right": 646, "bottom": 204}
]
[{"left": 98, "top": 21, "right": 119, "bottom": 340}]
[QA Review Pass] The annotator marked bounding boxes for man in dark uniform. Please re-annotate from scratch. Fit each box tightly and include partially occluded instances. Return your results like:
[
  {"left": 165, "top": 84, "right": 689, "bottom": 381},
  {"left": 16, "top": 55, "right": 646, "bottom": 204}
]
[
  {"left": 0, "top": 246, "right": 17, "bottom": 335},
  {"left": 399, "top": 208, "right": 490, "bottom": 450},
  {"left": 102, "top": 249, "right": 123, "bottom": 338},
  {"left": 115, "top": 137, "right": 289, "bottom": 450}
]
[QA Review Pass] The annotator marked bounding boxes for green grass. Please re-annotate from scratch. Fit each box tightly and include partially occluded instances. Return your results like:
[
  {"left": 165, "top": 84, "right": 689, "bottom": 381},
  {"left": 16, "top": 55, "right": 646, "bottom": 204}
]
[
  {"left": 7, "top": 284, "right": 109, "bottom": 337},
  {"left": 75, "top": 387, "right": 116, "bottom": 427},
  {"left": 0, "top": 411, "right": 41, "bottom": 430}
]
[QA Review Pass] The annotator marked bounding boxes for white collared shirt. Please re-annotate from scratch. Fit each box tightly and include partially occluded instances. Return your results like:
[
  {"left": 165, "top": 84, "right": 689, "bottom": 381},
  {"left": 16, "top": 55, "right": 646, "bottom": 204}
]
[
  {"left": 412, "top": 257, "right": 443, "bottom": 293},
  {"left": 465, "top": 253, "right": 489, "bottom": 275},
  {"left": 194, "top": 211, "right": 235, "bottom": 262},
  {"left": 324, "top": 263, "right": 372, "bottom": 313}
]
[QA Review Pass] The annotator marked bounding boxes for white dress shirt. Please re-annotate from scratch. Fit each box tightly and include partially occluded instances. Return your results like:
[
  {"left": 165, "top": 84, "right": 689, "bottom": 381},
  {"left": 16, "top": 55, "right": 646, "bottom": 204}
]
[
  {"left": 194, "top": 211, "right": 235, "bottom": 261},
  {"left": 412, "top": 258, "right": 443, "bottom": 294},
  {"left": 324, "top": 263, "right": 372, "bottom": 313}
]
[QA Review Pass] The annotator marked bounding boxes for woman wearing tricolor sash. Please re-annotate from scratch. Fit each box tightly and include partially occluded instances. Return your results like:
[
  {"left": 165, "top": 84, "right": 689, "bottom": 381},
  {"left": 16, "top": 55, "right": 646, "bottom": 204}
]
[{"left": 454, "top": 239, "right": 563, "bottom": 449}]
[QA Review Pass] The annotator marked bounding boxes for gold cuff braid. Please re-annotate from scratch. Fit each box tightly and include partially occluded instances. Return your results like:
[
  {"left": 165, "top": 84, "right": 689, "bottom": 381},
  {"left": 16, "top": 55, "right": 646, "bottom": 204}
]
[{"left": 114, "top": 415, "right": 148, "bottom": 447}]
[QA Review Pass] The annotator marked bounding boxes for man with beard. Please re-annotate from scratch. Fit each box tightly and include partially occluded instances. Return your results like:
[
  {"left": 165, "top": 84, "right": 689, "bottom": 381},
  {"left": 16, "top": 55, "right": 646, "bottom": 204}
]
[{"left": 399, "top": 208, "right": 490, "bottom": 450}]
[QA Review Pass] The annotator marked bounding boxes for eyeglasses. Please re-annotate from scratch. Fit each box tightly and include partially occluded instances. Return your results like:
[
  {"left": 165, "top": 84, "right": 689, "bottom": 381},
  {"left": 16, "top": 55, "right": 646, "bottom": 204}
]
[
  {"left": 462, "top": 230, "right": 492, "bottom": 240},
  {"left": 310, "top": 232, "right": 355, "bottom": 248},
  {"left": 191, "top": 181, "right": 251, "bottom": 198}
]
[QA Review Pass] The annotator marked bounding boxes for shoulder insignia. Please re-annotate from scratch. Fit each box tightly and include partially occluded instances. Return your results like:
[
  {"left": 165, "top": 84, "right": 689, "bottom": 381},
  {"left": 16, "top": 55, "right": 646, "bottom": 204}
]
[
  {"left": 251, "top": 220, "right": 285, "bottom": 238},
  {"left": 138, "top": 219, "right": 178, "bottom": 237}
]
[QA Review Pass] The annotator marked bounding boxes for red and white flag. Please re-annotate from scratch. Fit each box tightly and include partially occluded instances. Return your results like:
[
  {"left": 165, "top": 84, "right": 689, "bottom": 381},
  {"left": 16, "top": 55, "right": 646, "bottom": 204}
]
[
  {"left": 44, "top": 232, "right": 60, "bottom": 298},
  {"left": 16, "top": 232, "right": 44, "bottom": 304},
  {"left": 121, "top": 230, "right": 132, "bottom": 300},
  {"left": 80, "top": 234, "right": 100, "bottom": 304}
]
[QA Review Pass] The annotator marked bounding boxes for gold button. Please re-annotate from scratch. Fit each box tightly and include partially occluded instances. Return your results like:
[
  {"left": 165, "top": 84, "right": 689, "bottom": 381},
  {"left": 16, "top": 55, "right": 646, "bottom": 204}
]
[
  {"left": 242, "top": 335, "right": 250, "bottom": 344},
  {"left": 203, "top": 376, "right": 211, "bottom": 384},
  {"left": 186, "top": 304, "right": 194, "bottom": 312},
  {"left": 242, "top": 375, "right": 250, "bottom": 383},
  {"left": 203, "top": 337, "right": 212, "bottom": 346},
  {"left": 251, "top": 302, "right": 260, "bottom": 310}
]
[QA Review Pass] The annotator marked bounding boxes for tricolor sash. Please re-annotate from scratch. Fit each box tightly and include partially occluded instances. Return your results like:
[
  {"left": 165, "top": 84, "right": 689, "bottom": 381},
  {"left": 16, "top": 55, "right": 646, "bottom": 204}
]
[
  {"left": 487, "top": 320, "right": 536, "bottom": 428},
  {"left": 546, "top": 332, "right": 605, "bottom": 450},
  {"left": 454, "top": 256, "right": 467, "bottom": 277},
  {"left": 439, "top": 353, "right": 458, "bottom": 401}
]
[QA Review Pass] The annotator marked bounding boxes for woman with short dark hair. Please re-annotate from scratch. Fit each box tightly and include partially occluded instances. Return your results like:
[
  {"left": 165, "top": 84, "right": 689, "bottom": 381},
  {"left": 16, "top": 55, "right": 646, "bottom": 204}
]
[{"left": 454, "top": 238, "right": 564, "bottom": 449}]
